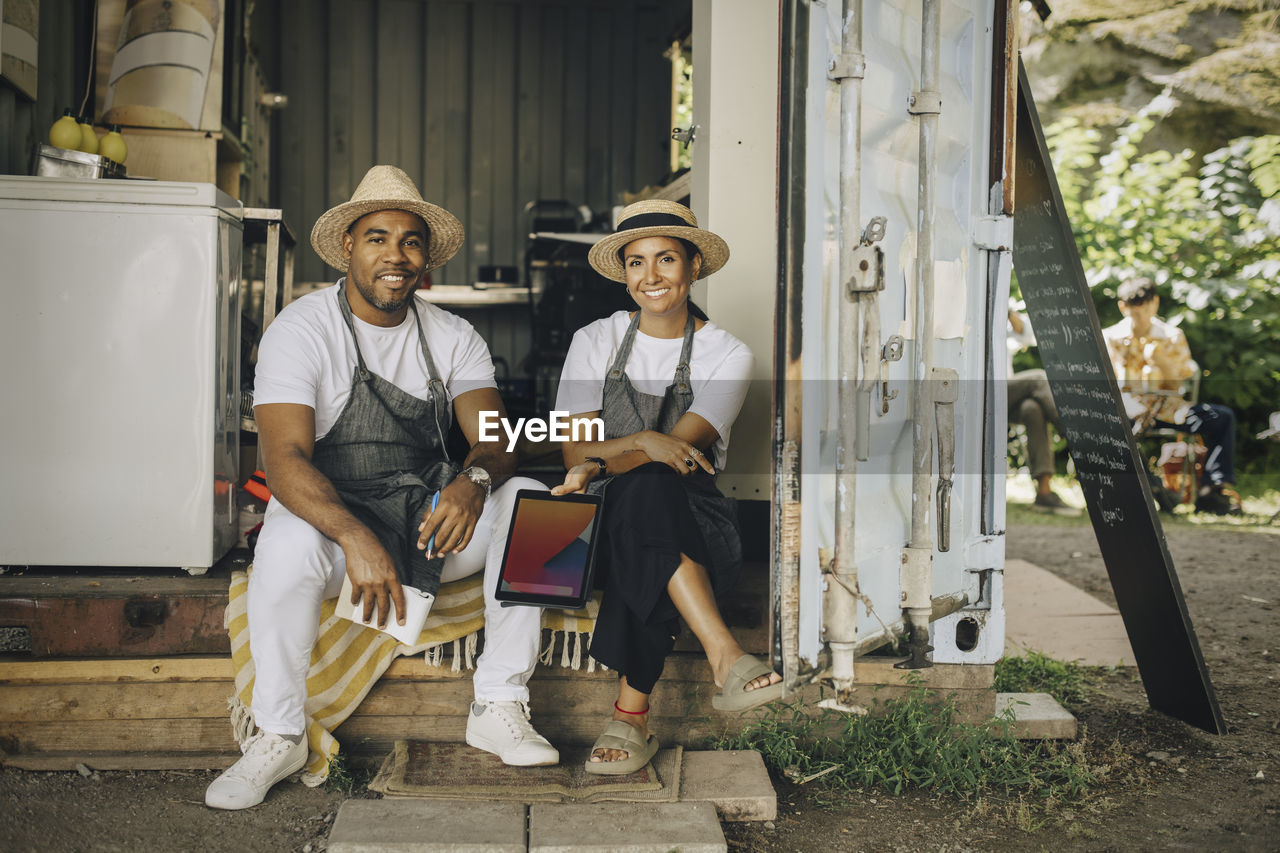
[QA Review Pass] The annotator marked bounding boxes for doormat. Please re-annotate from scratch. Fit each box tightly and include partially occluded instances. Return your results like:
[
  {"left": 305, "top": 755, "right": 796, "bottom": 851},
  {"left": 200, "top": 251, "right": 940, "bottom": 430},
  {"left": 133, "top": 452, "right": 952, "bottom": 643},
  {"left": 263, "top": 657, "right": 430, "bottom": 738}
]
[{"left": 368, "top": 739, "right": 682, "bottom": 804}]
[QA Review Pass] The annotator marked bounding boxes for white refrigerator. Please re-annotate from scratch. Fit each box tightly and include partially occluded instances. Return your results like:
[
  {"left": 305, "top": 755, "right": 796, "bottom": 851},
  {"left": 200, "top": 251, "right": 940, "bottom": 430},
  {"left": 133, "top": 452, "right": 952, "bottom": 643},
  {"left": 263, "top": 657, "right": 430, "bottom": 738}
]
[{"left": 0, "top": 177, "right": 243, "bottom": 571}]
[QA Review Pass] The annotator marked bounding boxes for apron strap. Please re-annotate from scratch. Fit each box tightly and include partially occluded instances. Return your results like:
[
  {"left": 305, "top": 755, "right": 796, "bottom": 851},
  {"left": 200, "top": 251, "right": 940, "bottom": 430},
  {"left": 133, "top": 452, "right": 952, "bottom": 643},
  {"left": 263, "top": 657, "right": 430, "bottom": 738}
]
[
  {"left": 409, "top": 298, "right": 454, "bottom": 457},
  {"left": 336, "top": 281, "right": 453, "bottom": 458},
  {"left": 335, "top": 281, "right": 372, "bottom": 382},
  {"left": 608, "top": 311, "right": 697, "bottom": 390},
  {"left": 607, "top": 311, "right": 642, "bottom": 380},
  {"left": 673, "top": 313, "right": 695, "bottom": 394}
]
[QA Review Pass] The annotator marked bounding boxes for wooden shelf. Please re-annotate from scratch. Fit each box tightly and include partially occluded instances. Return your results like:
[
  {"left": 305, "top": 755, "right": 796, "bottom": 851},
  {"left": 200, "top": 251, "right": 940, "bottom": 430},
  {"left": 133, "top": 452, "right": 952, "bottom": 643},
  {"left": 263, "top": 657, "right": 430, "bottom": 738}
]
[{"left": 418, "top": 286, "right": 534, "bottom": 307}]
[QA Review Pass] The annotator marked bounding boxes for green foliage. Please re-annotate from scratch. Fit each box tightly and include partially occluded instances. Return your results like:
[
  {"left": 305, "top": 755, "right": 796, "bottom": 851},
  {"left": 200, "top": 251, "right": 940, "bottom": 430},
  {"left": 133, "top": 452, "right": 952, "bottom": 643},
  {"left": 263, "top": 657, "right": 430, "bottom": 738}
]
[
  {"left": 322, "top": 752, "right": 369, "bottom": 796},
  {"left": 994, "top": 651, "right": 1092, "bottom": 711},
  {"left": 715, "top": 678, "right": 1095, "bottom": 806},
  {"left": 1044, "top": 98, "right": 1280, "bottom": 470}
]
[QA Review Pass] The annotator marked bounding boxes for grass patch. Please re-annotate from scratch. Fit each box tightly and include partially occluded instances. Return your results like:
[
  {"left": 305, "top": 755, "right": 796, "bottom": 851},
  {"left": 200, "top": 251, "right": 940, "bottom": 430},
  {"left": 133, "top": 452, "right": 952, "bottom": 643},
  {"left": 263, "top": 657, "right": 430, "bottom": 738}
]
[
  {"left": 995, "top": 650, "right": 1092, "bottom": 711},
  {"left": 322, "top": 752, "right": 370, "bottom": 797},
  {"left": 715, "top": 677, "right": 1096, "bottom": 805}
]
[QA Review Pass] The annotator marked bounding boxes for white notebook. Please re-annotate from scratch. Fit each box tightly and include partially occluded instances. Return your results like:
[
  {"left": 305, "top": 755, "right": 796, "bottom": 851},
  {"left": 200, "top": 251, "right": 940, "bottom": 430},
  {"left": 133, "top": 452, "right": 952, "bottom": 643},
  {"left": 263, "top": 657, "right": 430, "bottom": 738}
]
[{"left": 334, "top": 575, "right": 435, "bottom": 646}]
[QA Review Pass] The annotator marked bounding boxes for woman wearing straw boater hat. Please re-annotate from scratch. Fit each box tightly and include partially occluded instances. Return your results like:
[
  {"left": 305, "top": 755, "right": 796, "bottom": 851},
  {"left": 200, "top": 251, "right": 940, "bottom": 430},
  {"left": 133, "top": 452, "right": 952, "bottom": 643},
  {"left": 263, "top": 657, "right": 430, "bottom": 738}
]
[
  {"left": 206, "top": 166, "right": 558, "bottom": 811},
  {"left": 552, "top": 200, "right": 783, "bottom": 775}
]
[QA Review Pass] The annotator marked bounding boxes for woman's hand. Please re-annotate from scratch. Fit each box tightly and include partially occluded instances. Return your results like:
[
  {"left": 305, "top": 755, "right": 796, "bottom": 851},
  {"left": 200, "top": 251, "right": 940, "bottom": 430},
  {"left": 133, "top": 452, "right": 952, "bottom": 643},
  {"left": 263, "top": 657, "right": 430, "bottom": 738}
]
[
  {"left": 552, "top": 462, "right": 600, "bottom": 495},
  {"left": 633, "top": 430, "right": 714, "bottom": 476}
]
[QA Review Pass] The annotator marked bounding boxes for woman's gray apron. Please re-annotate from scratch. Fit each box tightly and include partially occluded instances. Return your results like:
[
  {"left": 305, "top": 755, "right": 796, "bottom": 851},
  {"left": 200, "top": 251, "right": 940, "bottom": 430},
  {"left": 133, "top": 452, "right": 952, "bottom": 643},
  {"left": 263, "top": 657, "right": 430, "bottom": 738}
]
[
  {"left": 310, "top": 282, "right": 458, "bottom": 594},
  {"left": 588, "top": 311, "right": 742, "bottom": 585}
]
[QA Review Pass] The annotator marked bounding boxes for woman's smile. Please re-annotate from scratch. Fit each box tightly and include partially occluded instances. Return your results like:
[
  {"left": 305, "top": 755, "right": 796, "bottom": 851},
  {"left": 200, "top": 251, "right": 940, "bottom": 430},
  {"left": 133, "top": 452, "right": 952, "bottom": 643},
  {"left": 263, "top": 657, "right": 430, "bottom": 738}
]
[{"left": 622, "top": 236, "right": 702, "bottom": 330}]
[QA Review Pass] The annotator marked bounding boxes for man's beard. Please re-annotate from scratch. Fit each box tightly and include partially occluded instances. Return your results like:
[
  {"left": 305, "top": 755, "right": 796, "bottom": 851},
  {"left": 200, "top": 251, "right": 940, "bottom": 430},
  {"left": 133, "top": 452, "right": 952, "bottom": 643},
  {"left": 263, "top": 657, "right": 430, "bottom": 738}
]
[{"left": 352, "top": 271, "right": 417, "bottom": 313}]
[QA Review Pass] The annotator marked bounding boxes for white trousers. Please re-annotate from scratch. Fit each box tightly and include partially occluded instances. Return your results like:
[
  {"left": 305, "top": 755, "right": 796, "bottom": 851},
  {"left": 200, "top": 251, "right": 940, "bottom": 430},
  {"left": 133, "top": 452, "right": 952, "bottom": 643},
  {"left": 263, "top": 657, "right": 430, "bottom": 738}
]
[{"left": 247, "top": 476, "right": 547, "bottom": 736}]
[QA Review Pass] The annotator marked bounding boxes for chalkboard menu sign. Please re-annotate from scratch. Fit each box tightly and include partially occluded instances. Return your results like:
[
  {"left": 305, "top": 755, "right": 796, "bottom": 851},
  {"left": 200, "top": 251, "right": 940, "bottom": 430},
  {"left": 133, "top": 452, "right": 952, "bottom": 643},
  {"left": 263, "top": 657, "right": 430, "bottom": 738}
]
[{"left": 1012, "top": 61, "right": 1224, "bottom": 735}]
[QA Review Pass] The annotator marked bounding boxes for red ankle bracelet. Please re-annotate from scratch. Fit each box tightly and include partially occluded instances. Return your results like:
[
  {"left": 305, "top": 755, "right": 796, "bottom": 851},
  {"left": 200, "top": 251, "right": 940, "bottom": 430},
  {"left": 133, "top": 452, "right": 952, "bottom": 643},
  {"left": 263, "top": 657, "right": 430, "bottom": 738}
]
[{"left": 614, "top": 701, "right": 649, "bottom": 715}]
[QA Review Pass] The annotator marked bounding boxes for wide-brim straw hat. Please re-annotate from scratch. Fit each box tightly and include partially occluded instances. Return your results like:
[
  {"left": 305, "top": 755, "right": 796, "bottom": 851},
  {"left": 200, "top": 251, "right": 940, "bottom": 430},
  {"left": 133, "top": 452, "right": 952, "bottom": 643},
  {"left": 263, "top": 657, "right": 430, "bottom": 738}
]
[
  {"left": 310, "top": 165, "right": 464, "bottom": 272},
  {"left": 587, "top": 199, "right": 729, "bottom": 283}
]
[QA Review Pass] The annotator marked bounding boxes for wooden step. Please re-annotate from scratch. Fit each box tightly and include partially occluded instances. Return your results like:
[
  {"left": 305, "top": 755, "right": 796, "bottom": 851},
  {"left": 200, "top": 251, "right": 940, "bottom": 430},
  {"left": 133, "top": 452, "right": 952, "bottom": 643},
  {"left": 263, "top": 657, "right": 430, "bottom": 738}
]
[
  {"left": 0, "top": 650, "right": 767, "bottom": 770},
  {"left": 0, "top": 651, "right": 994, "bottom": 771}
]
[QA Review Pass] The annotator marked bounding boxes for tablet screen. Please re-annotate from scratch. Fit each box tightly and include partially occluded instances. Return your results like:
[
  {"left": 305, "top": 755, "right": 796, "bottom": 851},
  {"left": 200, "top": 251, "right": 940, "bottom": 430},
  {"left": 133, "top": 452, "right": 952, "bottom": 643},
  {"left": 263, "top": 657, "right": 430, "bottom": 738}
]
[{"left": 496, "top": 491, "right": 601, "bottom": 607}]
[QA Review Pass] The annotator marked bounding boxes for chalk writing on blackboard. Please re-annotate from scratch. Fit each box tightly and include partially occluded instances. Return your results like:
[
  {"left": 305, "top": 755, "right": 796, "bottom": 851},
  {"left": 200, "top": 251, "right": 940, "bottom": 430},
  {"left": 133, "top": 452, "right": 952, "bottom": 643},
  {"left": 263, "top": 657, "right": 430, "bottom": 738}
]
[{"left": 1011, "top": 59, "right": 1223, "bottom": 735}]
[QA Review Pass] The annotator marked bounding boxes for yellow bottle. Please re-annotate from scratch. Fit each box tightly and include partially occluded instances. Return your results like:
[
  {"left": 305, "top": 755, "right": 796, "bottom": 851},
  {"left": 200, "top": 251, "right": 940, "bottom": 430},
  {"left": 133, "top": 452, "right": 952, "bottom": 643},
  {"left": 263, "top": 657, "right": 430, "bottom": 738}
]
[
  {"left": 77, "top": 116, "right": 99, "bottom": 154},
  {"left": 49, "top": 109, "right": 81, "bottom": 150},
  {"left": 99, "top": 124, "right": 128, "bottom": 165}
]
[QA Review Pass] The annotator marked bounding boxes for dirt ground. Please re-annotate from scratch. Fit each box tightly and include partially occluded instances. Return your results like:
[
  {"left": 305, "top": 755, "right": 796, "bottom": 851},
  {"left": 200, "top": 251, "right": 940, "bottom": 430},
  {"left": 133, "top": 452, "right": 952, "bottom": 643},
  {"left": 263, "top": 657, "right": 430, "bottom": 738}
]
[{"left": 2, "top": 513, "right": 1277, "bottom": 852}]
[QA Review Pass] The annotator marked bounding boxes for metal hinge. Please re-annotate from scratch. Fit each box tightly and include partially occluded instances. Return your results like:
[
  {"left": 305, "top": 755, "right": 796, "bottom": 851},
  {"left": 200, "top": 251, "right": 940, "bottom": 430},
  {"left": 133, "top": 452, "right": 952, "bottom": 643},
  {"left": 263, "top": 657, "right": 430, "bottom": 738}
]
[{"left": 972, "top": 215, "right": 1014, "bottom": 251}]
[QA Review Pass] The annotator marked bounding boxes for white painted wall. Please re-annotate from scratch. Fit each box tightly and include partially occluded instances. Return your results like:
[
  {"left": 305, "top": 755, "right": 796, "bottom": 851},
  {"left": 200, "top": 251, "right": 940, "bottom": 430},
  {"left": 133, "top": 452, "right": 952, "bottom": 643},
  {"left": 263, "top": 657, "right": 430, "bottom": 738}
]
[{"left": 691, "top": 0, "right": 780, "bottom": 500}]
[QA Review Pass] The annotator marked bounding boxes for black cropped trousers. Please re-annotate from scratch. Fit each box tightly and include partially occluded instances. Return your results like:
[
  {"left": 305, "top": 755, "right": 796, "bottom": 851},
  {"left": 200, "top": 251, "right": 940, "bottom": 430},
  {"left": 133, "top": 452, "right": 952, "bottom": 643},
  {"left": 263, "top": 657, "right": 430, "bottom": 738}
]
[{"left": 587, "top": 462, "right": 716, "bottom": 695}]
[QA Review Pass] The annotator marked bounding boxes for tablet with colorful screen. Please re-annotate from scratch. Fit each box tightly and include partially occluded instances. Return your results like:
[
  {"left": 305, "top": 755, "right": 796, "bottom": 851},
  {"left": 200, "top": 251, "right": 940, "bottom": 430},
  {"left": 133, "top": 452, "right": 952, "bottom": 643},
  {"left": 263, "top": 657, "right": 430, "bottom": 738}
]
[{"left": 494, "top": 490, "right": 603, "bottom": 610}]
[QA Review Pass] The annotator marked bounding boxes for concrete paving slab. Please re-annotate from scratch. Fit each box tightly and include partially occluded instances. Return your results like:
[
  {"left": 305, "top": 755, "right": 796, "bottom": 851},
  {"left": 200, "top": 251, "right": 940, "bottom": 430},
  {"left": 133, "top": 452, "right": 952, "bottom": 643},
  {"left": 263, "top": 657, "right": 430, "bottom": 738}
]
[
  {"left": 997, "top": 692, "right": 1078, "bottom": 740},
  {"left": 1004, "top": 558, "right": 1136, "bottom": 666},
  {"left": 327, "top": 799, "right": 526, "bottom": 853},
  {"left": 679, "top": 750, "right": 776, "bottom": 821},
  {"left": 528, "top": 802, "right": 726, "bottom": 853}
]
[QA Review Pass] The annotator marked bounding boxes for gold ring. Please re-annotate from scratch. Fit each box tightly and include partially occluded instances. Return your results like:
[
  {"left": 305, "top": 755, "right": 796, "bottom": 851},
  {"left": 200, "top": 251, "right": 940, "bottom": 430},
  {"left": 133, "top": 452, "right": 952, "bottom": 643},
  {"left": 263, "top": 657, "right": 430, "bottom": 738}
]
[{"left": 684, "top": 457, "right": 695, "bottom": 469}]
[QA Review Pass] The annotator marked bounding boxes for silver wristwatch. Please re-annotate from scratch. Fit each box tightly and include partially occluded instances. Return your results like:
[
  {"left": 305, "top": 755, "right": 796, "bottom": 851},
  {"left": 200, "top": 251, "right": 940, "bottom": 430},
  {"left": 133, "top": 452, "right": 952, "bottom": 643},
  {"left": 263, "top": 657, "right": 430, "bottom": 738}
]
[{"left": 458, "top": 465, "right": 492, "bottom": 498}]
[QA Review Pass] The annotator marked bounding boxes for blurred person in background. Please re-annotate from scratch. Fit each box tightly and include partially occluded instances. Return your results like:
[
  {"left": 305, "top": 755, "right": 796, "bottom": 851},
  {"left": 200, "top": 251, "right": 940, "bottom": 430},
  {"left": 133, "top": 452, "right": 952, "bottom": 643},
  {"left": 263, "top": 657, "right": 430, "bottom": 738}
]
[
  {"left": 1007, "top": 303, "right": 1078, "bottom": 515},
  {"left": 1103, "top": 276, "right": 1241, "bottom": 516}
]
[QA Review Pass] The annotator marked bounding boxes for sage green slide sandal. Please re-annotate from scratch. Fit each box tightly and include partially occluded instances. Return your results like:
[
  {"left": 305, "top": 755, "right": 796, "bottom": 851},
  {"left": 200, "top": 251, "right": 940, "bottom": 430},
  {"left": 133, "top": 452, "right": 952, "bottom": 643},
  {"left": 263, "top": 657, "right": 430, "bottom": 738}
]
[
  {"left": 711, "top": 654, "right": 785, "bottom": 712},
  {"left": 583, "top": 720, "right": 659, "bottom": 776}
]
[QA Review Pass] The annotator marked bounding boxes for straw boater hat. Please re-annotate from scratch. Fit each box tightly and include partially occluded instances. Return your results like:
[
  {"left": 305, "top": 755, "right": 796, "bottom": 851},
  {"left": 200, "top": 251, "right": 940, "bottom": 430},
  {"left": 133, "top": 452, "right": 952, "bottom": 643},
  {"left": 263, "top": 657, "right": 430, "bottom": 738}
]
[
  {"left": 587, "top": 199, "right": 730, "bottom": 283},
  {"left": 310, "top": 165, "right": 465, "bottom": 273}
]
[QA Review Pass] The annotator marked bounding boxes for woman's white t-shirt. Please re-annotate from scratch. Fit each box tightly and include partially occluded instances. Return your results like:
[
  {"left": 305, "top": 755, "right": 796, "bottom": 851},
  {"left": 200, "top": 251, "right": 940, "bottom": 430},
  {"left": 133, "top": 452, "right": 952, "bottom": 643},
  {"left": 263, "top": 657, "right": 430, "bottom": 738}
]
[
  {"left": 555, "top": 311, "right": 754, "bottom": 468},
  {"left": 254, "top": 282, "right": 496, "bottom": 440}
]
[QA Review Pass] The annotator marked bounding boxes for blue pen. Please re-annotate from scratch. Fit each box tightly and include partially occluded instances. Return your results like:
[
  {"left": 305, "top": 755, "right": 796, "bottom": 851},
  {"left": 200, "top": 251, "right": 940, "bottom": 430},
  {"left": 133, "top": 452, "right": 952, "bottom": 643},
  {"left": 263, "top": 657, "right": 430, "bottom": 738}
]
[{"left": 425, "top": 490, "right": 441, "bottom": 556}]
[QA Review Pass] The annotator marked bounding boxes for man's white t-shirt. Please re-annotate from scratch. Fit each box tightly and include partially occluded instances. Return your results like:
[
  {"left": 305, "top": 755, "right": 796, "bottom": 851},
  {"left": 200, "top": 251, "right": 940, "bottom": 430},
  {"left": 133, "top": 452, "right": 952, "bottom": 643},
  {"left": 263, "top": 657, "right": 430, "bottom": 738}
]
[
  {"left": 254, "top": 282, "right": 496, "bottom": 439},
  {"left": 555, "top": 311, "right": 754, "bottom": 468}
]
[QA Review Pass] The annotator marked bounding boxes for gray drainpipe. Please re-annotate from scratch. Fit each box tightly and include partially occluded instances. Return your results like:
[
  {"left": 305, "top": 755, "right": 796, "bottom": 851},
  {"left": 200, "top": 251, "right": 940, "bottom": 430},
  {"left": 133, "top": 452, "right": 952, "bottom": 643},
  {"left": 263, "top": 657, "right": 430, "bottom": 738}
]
[
  {"left": 900, "top": 0, "right": 943, "bottom": 669},
  {"left": 825, "top": 0, "right": 866, "bottom": 697}
]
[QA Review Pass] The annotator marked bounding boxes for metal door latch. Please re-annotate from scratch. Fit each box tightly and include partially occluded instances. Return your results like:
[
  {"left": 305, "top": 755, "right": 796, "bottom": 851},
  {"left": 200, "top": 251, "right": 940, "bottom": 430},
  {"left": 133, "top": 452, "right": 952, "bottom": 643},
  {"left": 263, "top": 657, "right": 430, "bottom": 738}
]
[
  {"left": 880, "top": 334, "right": 904, "bottom": 414},
  {"left": 671, "top": 125, "right": 697, "bottom": 146},
  {"left": 861, "top": 216, "right": 887, "bottom": 245},
  {"left": 846, "top": 215, "right": 888, "bottom": 298},
  {"left": 846, "top": 244, "right": 884, "bottom": 296},
  {"left": 933, "top": 367, "right": 959, "bottom": 552}
]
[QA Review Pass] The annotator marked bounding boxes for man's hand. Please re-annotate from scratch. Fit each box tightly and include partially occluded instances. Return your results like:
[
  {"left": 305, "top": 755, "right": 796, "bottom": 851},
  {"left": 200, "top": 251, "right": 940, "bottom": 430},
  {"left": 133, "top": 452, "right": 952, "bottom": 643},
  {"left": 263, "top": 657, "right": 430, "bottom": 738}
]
[
  {"left": 341, "top": 529, "right": 407, "bottom": 629},
  {"left": 552, "top": 462, "right": 600, "bottom": 496},
  {"left": 633, "top": 430, "right": 714, "bottom": 476},
  {"left": 417, "top": 477, "right": 485, "bottom": 556}
]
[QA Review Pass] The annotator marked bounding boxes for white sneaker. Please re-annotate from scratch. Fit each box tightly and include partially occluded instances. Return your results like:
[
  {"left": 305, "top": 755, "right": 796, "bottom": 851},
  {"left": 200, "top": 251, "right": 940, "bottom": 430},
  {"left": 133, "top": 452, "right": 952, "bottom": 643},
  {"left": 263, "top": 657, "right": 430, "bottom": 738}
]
[
  {"left": 465, "top": 700, "right": 559, "bottom": 767},
  {"left": 205, "top": 730, "right": 307, "bottom": 810}
]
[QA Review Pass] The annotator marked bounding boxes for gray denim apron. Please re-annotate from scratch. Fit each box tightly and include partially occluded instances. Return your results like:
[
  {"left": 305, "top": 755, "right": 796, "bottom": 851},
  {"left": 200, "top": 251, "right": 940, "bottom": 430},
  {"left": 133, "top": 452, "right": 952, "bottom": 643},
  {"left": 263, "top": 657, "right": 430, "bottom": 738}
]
[
  {"left": 311, "top": 282, "right": 459, "bottom": 594},
  {"left": 588, "top": 311, "right": 742, "bottom": 584}
]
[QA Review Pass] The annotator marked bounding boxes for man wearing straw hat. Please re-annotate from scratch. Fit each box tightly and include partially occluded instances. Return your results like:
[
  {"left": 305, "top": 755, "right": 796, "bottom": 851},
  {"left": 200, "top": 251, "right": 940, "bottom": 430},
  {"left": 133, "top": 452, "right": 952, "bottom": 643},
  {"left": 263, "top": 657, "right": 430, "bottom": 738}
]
[{"left": 206, "top": 166, "right": 558, "bottom": 810}]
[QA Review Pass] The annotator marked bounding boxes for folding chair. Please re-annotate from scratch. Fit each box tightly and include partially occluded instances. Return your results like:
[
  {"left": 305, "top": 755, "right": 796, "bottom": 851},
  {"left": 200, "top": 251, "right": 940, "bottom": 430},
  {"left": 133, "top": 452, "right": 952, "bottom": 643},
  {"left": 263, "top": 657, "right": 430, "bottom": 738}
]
[{"left": 1131, "top": 361, "right": 1203, "bottom": 506}]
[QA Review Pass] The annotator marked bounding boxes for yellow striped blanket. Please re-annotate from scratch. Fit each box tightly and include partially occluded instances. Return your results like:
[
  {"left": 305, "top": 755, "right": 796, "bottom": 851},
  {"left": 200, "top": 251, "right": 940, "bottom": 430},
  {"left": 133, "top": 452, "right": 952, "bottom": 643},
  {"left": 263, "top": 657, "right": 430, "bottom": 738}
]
[{"left": 225, "top": 567, "right": 600, "bottom": 784}]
